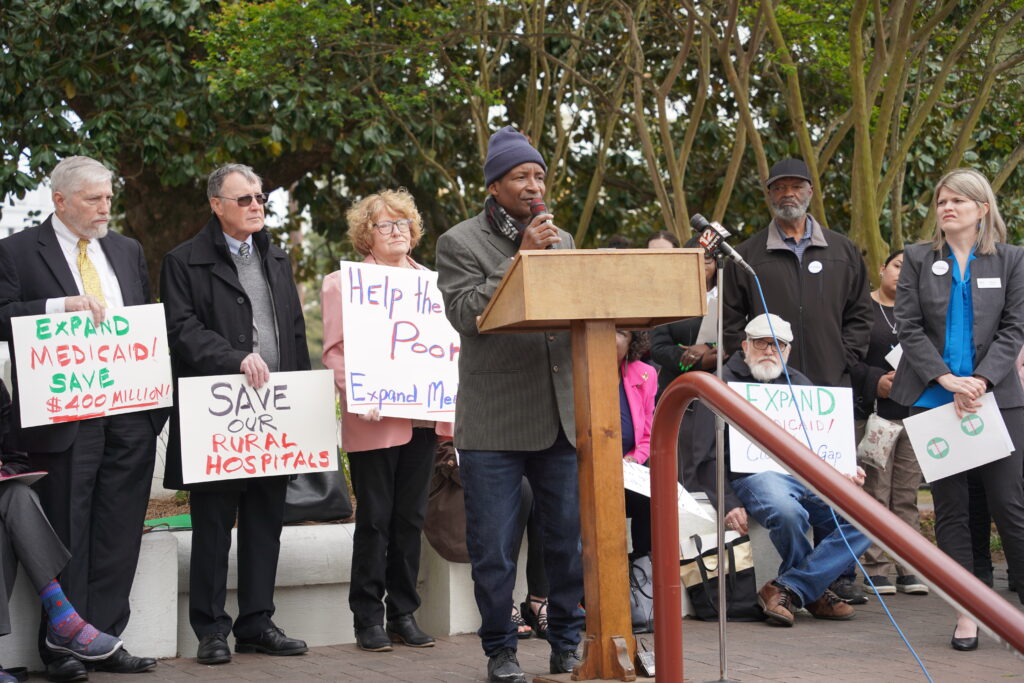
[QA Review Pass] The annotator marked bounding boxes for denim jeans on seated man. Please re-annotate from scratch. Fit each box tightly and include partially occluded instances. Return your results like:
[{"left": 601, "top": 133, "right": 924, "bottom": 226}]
[
  {"left": 732, "top": 471, "right": 871, "bottom": 606},
  {"left": 459, "top": 431, "right": 585, "bottom": 656}
]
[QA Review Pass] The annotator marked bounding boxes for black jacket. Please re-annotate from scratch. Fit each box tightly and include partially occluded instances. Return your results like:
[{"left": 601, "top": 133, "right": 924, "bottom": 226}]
[
  {"left": 685, "top": 353, "right": 813, "bottom": 511},
  {"left": 159, "top": 217, "right": 310, "bottom": 491},
  {"left": 0, "top": 216, "right": 167, "bottom": 451},
  {"left": 722, "top": 218, "right": 871, "bottom": 387}
]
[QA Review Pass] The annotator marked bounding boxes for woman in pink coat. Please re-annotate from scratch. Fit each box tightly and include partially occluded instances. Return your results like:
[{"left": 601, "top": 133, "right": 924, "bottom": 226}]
[
  {"left": 617, "top": 329, "right": 657, "bottom": 558},
  {"left": 321, "top": 189, "right": 452, "bottom": 653}
]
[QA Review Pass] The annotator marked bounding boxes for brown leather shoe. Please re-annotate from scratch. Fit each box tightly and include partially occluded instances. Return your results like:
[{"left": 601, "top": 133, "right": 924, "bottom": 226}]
[
  {"left": 805, "top": 589, "right": 856, "bottom": 620},
  {"left": 757, "top": 581, "right": 795, "bottom": 626}
]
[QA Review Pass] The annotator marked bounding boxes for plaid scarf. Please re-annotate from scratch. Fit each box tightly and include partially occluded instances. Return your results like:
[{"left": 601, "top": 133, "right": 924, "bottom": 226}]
[{"left": 484, "top": 196, "right": 526, "bottom": 244}]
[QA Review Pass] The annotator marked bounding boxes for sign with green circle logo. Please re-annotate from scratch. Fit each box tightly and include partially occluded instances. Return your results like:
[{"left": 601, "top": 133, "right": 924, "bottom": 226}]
[
  {"left": 926, "top": 437, "right": 950, "bottom": 459},
  {"left": 960, "top": 414, "right": 984, "bottom": 436}
]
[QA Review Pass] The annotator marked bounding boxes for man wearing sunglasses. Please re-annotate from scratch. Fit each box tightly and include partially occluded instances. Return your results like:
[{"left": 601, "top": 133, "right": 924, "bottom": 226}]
[
  {"left": 160, "top": 164, "right": 310, "bottom": 666},
  {"left": 686, "top": 314, "right": 870, "bottom": 628}
]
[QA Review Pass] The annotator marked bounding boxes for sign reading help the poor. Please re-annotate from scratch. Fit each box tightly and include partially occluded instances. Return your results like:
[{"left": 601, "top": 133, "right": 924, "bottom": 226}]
[
  {"left": 11, "top": 304, "right": 172, "bottom": 427},
  {"left": 902, "top": 393, "right": 1012, "bottom": 483},
  {"left": 178, "top": 370, "right": 339, "bottom": 484},
  {"left": 339, "top": 261, "right": 459, "bottom": 421},
  {"left": 727, "top": 382, "right": 856, "bottom": 475}
]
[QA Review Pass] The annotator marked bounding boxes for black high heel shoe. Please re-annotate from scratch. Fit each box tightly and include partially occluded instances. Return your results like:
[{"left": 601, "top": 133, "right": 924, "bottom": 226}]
[
  {"left": 521, "top": 598, "right": 549, "bottom": 640},
  {"left": 950, "top": 628, "right": 979, "bottom": 651}
]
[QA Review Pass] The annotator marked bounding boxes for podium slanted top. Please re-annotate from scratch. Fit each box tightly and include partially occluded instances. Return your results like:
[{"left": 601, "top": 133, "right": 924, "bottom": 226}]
[{"left": 477, "top": 248, "right": 708, "bottom": 333}]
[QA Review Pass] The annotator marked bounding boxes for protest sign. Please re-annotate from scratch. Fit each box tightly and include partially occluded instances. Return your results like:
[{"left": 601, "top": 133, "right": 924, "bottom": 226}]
[
  {"left": 884, "top": 343, "right": 903, "bottom": 370},
  {"left": 622, "top": 460, "right": 712, "bottom": 521},
  {"left": 178, "top": 369, "right": 338, "bottom": 484},
  {"left": 11, "top": 304, "right": 172, "bottom": 427},
  {"left": 902, "top": 393, "right": 1013, "bottom": 483},
  {"left": 727, "top": 382, "right": 856, "bottom": 475},
  {"left": 338, "top": 261, "right": 459, "bottom": 421}
]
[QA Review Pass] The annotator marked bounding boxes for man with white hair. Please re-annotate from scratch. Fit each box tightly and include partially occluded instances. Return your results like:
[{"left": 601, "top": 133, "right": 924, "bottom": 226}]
[
  {"left": 686, "top": 313, "right": 871, "bottom": 627},
  {"left": 0, "top": 156, "right": 167, "bottom": 680}
]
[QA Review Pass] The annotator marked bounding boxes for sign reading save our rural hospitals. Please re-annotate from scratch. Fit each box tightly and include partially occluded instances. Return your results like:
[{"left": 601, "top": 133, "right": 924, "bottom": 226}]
[
  {"left": 177, "top": 370, "right": 338, "bottom": 484},
  {"left": 902, "top": 393, "right": 1013, "bottom": 483},
  {"left": 11, "top": 304, "right": 172, "bottom": 427},
  {"left": 727, "top": 382, "right": 857, "bottom": 476},
  {"left": 339, "top": 261, "right": 459, "bottom": 421}
]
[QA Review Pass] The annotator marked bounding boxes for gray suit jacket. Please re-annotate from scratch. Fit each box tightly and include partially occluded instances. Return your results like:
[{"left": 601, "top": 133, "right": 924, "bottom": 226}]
[
  {"left": 436, "top": 211, "right": 576, "bottom": 451},
  {"left": 892, "top": 242, "right": 1024, "bottom": 408}
]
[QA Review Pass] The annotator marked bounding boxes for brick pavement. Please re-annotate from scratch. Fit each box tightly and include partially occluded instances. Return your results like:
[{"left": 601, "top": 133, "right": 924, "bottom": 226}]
[{"left": 35, "top": 575, "right": 1024, "bottom": 683}]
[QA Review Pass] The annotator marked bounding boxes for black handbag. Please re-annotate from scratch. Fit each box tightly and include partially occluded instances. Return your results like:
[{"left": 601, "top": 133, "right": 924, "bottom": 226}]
[
  {"left": 282, "top": 454, "right": 353, "bottom": 524},
  {"left": 629, "top": 553, "right": 655, "bottom": 633},
  {"left": 680, "top": 533, "right": 764, "bottom": 622}
]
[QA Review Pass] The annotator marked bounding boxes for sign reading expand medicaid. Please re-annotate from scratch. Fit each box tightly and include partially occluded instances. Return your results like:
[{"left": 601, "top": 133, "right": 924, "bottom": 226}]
[
  {"left": 339, "top": 261, "right": 459, "bottom": 420},
  {"left": 727, "top": 382, "right": 856, "bottom": 475},
  {"left": 178, "top": 370, "right": 339, "bottom": 484},
  {"left": 11, "top": 304, "right": 172, "bottom": 427},
  {"left": 902, "top": 393, "right": 1013, "bottom": 483}
]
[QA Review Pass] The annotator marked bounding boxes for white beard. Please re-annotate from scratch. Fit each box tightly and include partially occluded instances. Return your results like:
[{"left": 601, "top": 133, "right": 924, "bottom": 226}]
[{"left": 749, "top": 359, "right": 783, "bottom": 382}]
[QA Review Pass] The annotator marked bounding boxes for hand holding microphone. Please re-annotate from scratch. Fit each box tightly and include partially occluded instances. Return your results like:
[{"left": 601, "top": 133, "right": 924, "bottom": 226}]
[{"left": 520, "top": 197, "right": 561, "bottom": 250}]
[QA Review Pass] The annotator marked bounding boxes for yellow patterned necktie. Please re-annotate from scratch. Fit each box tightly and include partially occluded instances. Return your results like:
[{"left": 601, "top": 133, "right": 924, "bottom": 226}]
[{"left": 76, "top": 239, "right": 107, "bottom": 307}]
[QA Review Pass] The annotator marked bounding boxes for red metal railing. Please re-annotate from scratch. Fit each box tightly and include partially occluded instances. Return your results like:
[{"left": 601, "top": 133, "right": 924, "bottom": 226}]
[{"left": 650, "top": 371, "right": 1024, "bottom": 682}]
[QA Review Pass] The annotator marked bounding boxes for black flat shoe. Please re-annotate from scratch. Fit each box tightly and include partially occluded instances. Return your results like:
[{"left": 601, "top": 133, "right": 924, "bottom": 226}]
[
  {"left": 951, "top": 629, "right": 979, "bottom": 651},
  {"left": 93, "top": 648, "right": 157, "bottom": 673},
  {"left": 386, "top": 615, "right": 435, "bottom": 647},
  {"left": 196, "top": 633, "right": 231, "bottom": 665},
  {"left": 355, "top": 625, "right": 393, "bottom": 652},
  {"left": 45, "top": 657, "right": 87, "bottom": 683},
  {"left": 235, "top": 627, "right": 308, "bottom": 656}
]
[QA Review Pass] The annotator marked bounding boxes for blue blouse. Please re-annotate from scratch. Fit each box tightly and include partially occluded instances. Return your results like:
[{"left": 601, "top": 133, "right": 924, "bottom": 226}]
[{"left": 915, "top": 249, "right": 976, "bottom": 408}]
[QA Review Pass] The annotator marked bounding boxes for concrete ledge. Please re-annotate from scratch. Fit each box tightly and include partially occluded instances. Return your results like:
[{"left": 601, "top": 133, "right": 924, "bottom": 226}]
[{"left": 0, "top": 531, "right": 178, "bottom": 670}]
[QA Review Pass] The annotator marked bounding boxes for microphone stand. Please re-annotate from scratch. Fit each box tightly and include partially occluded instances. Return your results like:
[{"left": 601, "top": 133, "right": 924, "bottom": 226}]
[{"left": 706, "top": 252, "right": 740, "bottom": 683}]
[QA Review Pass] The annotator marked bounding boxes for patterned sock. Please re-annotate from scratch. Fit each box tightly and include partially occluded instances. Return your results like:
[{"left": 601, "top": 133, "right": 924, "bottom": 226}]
[{"left": 39, "top": 580, "right": 96, "bottom": 643}]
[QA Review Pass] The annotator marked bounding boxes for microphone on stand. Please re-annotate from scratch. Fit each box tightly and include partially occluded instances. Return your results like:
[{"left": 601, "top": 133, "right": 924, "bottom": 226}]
[
  {"left": 530, "top": 197, "right": 555, "bottom": 250},
  {"left": 690, "top": 213, "right": 755, "bottom": 275}
]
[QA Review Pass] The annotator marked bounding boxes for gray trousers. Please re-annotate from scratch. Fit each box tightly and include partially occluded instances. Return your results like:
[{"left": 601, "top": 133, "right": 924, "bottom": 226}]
[
  {"left": 0, "top": 481, "right": 70, "bottom": 636},
  {"left": 856, "top": 418, "right": 924, "bottom": 577}
]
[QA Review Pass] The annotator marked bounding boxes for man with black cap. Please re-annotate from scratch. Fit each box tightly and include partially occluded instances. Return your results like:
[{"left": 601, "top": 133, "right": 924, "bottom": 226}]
[
  {"left": 721, "top": 159, "right": 873, "bottom": 603},
  {"left": 436, "top": 127, "right": 584, "bottom": 682}
]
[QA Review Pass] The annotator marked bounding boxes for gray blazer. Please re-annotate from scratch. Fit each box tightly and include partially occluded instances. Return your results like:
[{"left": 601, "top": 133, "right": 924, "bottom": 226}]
[
  {"left": 436, "top": 211, "right": 576, "bottom": 451},
  {"left": 892, "top": 241, "right": 1024, "bottom": 409}
]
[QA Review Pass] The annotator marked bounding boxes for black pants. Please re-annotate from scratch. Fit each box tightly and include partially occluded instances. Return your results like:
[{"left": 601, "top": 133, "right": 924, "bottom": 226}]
[
  {"left": 30, "top": 413, "right": 156, "bottom": 660},
  {"left": 624, "top": 488, "right": 652, "bottom": 558},
  {"left": 0, "top": 482, "right": 71, "bottom": 636},
  {"left": 348, "top": 428, "right": 435, "bottom": 629},
  {"left": 188, "top": 475, "right": 288, "bottom": 639},
  {"left": 923, "top": 406, "right": 1024, "bottom": 591}
]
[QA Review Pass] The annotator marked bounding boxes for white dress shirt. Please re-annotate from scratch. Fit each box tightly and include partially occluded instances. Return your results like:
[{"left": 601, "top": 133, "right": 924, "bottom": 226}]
[{"left": 45, "top": 214, "right": 124, "bottom": 313}]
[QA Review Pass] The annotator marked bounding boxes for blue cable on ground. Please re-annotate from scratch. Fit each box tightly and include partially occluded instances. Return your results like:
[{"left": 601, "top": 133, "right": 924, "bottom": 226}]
[{"left": 748, "top": 272, "right": 935, "bottom": 683}]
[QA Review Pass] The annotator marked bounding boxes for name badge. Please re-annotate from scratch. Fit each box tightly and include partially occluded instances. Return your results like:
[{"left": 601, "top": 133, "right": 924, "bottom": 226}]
[
  {"left": 978, "top": 278, "right": 1002, "bottom": 289},
  {"left": 931, "top": 261, "right": 949, "bottom": 276}
]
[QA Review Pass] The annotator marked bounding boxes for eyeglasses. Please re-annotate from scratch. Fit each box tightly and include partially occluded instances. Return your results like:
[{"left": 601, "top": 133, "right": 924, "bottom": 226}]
[
  {"left": 373, "top": 219, "right": 413, "bottom": 235},
  {"left": 216, "top": 193, "right": 269, "bottom": 207},
  {"left": 747, "top": 338, "right": 789, "bottom": 351}
]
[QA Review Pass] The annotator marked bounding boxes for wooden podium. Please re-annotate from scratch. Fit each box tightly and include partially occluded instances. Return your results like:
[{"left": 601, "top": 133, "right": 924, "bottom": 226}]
[{"left": 478, "top": 249, "right": 707, "bottom": 681}]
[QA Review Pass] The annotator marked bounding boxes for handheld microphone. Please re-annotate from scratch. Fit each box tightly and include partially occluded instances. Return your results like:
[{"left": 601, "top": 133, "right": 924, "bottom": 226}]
[
  {"left": 690, "top": 213, "right": 755, "bottom": 275},
  {"left": 529, "top": 197, "right": 555, "bottom": 249}
]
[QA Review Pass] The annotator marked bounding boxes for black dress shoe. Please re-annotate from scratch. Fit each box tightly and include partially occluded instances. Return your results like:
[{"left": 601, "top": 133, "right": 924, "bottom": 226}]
[
  {"left": 549, "top": 649, "right": 581, "bottom": 674},
  {"left": 951, "top": 629, "right": 979, "bottom": 651},
  {"left": 386, "top": 615, "right": 435, "bottom": 647},
  {"left": 355, "top": 625, "right": 393, "bottom": 652},
  {"left": 94, "top": 648, "right": 157, "bottom": 673},
  {"left": 196, "top": 633, "right": 231, "bottom": 665},
  {"left": 46, "top": 657, "right": 87, "bottom": 683},
  {"left": 235, "top": 627, "right": 308, "bottom": 656}
]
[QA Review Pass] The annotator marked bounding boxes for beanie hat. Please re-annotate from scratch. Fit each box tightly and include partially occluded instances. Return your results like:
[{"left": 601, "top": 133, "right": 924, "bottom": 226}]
[{"left": 484, "top": 126, "right": 547, "bottom": 186}]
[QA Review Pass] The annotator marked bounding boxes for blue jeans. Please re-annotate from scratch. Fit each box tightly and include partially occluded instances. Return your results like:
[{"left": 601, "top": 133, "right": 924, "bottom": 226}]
[
  {"left": 732, "top": 472, "right": 870, "bottom": 606},
  {"left": 460, "top": 432, "right": 585, "bottom": 656}
]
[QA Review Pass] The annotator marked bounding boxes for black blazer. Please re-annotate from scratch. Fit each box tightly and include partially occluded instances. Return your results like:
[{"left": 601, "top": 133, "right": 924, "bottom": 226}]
[
  {"left": 892, "top": 242, "right": 1024, "bottom": 409},
  {"left": 159, "top": 216, "right": 311, "bottom": 491},
  {"left": 0, "top": 216, "right": 167, "bottom": 451}
]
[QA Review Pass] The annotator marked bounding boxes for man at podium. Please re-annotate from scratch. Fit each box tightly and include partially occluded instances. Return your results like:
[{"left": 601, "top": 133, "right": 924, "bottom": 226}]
[{"left": 436, "top": 126, "right": 585, "bottom": 683}]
